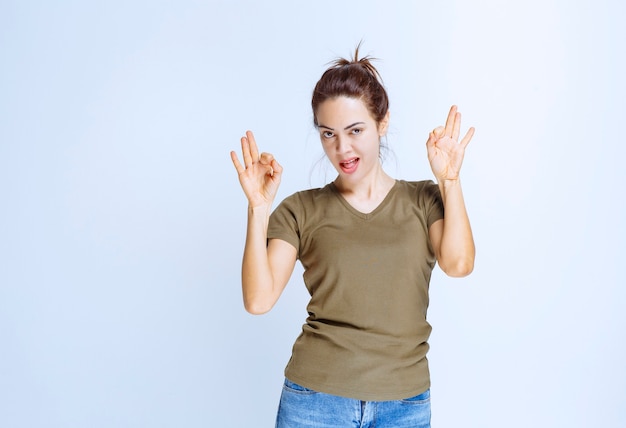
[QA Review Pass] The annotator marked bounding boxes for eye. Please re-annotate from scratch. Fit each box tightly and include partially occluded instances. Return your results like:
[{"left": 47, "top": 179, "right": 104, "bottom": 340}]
[
  {"left": 351, "top": 128, "right": 362, "bottom": 135},
  {"left": 322, "top": 131, "right": 334, "bottom": 139}
]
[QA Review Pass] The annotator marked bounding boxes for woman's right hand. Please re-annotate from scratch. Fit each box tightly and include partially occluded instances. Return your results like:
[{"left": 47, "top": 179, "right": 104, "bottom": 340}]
[{"left": 230, "top": 130, "right": 283, "bottom": 209}]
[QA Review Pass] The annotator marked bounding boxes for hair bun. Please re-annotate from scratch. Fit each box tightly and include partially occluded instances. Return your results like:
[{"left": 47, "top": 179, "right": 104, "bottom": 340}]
[
  {"left": 312, "top": 43, "right": 389, "bottom": 126},
  {"left": 330, "top": 43, "right": 384, "bottom": 84}
]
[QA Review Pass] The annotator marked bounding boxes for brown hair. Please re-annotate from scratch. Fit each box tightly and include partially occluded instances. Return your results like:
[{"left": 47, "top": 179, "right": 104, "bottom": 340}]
[{"left": 311, "top": 44, "right": 389, "bottom": 127}]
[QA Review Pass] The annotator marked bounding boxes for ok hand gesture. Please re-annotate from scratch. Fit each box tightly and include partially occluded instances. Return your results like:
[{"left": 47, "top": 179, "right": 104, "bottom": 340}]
[
  {"left": 426, "top": 105, "right": 475, "bottom": 182},
  {"left": 230, "top": 131, "right": 283, "bottom": 209}
]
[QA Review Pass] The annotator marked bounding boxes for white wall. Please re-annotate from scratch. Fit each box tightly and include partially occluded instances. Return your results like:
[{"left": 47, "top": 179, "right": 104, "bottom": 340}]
[{"left": 1, "top": 0, "right": 624, "bottom": 426}]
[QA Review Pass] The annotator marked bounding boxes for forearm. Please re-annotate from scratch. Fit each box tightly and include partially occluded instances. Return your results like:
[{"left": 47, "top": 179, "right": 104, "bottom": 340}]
[
  {"left": 437, "top": 179, "right": 475, "bottom": 277},
  {"left": 241, "top": 205, "right": 276, "bottom": 313}
]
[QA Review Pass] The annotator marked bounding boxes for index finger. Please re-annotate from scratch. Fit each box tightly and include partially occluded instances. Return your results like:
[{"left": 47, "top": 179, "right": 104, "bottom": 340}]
[{"left": 259, "top": 152, "right": 274, "bottom": 165}]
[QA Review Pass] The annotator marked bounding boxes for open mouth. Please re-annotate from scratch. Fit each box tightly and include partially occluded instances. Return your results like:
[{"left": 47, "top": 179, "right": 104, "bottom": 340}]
[{"left": 339, "top": 157, "right": 359, "bottom": 173}]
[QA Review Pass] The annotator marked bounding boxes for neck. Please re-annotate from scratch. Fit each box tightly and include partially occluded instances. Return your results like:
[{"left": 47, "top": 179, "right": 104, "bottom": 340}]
[{"left": 334, "top": 166, "right": 395, "bottom": 201}]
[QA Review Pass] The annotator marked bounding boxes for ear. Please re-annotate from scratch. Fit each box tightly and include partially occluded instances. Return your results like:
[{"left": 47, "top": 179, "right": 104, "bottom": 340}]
[{"left": 378, "top": 110, "right": 390, "bottom": 136}]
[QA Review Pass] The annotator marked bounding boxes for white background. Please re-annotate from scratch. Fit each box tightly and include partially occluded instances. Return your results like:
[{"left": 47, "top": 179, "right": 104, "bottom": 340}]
[{"left": 1, "top": 0, "right": 624, "bottom": 426}]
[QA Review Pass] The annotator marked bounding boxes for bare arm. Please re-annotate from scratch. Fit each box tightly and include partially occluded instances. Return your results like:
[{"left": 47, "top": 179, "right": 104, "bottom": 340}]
[
  {"left": 231, "top": 131, "right": 297, "bottom": 314},
  {"left": 242, "top": 207, "right": 297, "bottom": 314},
  {"left": 426, "top": 106, "right": 475, "bottom": 277}
]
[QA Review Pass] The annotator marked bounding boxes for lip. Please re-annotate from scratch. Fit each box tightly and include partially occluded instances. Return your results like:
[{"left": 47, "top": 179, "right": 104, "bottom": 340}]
[{"left": 339, "top": 157, "right": 359, "bottom": 174}]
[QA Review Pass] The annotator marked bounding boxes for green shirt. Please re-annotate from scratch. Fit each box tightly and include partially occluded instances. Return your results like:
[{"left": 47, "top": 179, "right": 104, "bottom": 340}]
[{"left": 268, "top": 179, "right": 444, "bottom": 401}]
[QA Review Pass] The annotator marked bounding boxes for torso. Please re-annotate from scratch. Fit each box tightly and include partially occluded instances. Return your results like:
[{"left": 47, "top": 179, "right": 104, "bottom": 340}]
[{"left": 267, "top": 180, "right": 445, "bottom": 401}]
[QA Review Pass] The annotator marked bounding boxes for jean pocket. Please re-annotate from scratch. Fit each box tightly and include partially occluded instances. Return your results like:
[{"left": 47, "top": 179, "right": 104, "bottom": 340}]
[
  {"left": 283, "top": 378, "right": 318, "bottom": 395},
  {"left": 400, "top": 388, "right": 430, "bottom": 404}
]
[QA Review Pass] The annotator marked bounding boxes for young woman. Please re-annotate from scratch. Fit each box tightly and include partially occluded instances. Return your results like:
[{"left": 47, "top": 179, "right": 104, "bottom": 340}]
[{"left": 230, "top": 47, "right": 475, "bottom": 428}]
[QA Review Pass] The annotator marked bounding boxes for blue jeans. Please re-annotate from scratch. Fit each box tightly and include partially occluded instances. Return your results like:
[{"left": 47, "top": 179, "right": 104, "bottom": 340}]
[{"left": 275, "top": 379, "right": 431, "bottom": 428}]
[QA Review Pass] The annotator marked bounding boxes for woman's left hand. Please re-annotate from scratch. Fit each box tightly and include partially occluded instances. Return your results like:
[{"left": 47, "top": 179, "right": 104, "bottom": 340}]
[{"left": 426, "top": 105, "right": 475, "bottom": 181}]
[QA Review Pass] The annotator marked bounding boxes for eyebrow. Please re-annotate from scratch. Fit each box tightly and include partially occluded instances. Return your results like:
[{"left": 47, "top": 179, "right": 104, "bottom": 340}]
[{"left": 317, "top": 122, "right": 365, "bottom": 131}]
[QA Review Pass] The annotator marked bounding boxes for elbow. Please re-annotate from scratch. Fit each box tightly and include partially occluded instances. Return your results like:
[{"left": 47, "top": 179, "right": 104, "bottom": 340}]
[
  {"left": 446, "top": 263, "right": 474, "bottom": 278},
  {"left": 440, "top": 257, "right": 474, "bottom": 278},
  {"left": 244, "top": 304, "right": 272, "bottom": 315},
  {"left": 243, "top": 297, "right": 274, "bottom": 315},
  {"left": 241, "top": 277, "right": 278, "bottom": 315}
]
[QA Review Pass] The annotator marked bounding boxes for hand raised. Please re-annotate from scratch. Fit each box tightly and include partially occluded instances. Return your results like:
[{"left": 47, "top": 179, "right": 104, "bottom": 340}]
[
  {"left": 426, "top": 105, "right": 474, "bottom": 181},
  {"left": 230, "top": 131, "right": 283, "bottom": 208}
]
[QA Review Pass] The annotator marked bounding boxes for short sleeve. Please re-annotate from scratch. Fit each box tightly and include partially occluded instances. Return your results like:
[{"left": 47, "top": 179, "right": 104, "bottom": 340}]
[
  {"left": 267, "top": 193, "right": 302, "bottom": 255},
  {"left": 422, "top": 181, "right": 444, "bottom": 228}
]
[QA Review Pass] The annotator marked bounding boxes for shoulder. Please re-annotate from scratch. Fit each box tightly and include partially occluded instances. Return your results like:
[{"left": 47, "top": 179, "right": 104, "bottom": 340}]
[
  {"left": 271, "top": 184, "right": 335, "bottom": 222},
  {"left": 278, "top": 184, "right": 335, "bottom": 208},
  {"left": 394, "top": 180, "right": 443, "bottom": 225},
  {"left": 269, "top": 184, "right": 336, "bottom": 239},
  {"left": 395, "top": 179, "right": 441, "bottom": 201}
]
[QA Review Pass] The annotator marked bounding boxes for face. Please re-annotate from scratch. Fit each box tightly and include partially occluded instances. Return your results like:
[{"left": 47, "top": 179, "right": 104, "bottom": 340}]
[{"left": 316, "top": 96, "right": 389, "bottom": 184}]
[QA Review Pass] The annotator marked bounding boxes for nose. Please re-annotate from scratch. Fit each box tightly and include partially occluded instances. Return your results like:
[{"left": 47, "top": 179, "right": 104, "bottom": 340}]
[{"left": 335, "top": 135, "right": 350, "bottom": 154}]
